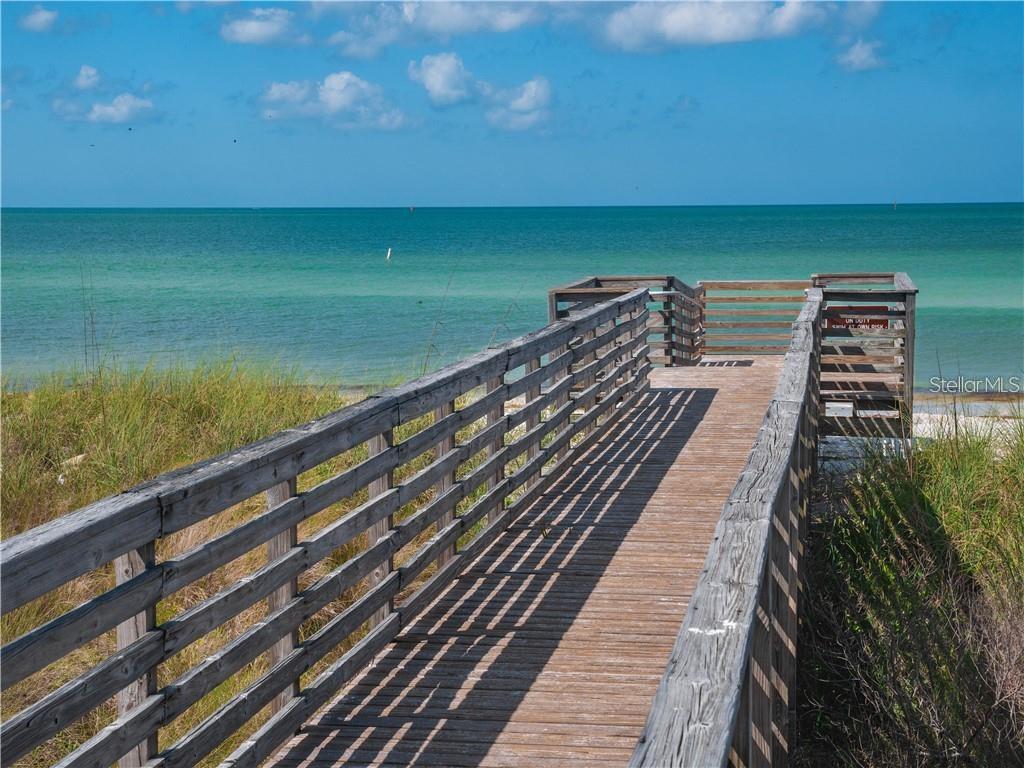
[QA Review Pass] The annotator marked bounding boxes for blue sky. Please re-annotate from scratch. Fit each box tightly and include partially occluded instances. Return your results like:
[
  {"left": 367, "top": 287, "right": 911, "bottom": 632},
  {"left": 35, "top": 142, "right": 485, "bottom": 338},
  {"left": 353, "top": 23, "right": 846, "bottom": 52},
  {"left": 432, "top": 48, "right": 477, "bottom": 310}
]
[{"left": 1, "top": 1, "right": 1021, "bottom": 206}]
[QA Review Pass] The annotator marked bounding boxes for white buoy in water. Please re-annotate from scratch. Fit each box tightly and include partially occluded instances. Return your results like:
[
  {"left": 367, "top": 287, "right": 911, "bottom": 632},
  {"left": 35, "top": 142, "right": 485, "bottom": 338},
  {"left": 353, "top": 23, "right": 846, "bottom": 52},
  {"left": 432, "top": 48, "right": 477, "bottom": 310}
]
[{"left": 386, "top": 247, "right": 392, "bottom": 263}]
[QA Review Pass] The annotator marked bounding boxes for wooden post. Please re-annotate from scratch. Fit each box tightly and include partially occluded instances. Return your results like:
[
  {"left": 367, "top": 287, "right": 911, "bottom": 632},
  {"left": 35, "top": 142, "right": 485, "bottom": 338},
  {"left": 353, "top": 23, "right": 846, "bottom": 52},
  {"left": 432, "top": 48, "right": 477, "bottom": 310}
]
[
  {"left": 486, "top": 377, "right": 504, "bottom": 524},
  {"left": 434, "top": 401, "right": 456, "bottom": 565},
  {"left": 525, "top": 358, "right": 542, "bottom": 489},
  {"left": 367, "top": 431, "right": 394, "bottom": 626},
  {"left": 903, "top": 290, "right": 916, "bottom": 432},
  {"left": 266, "top": 477, "right": 299, "bottom": 715},
  {"left": 114, "top": 542, "right": 157, "bottom": 768},
  {"left": 696, "top": 283, "right": 706, "bottom": 362},
  {"left": 749, "top": 574, "right": 773, "bottom": 768}
]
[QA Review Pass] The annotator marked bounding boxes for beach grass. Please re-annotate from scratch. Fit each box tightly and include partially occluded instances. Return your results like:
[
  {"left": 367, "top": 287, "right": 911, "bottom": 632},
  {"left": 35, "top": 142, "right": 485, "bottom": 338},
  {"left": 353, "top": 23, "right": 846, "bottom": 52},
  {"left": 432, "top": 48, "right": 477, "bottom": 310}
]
[
  {"left": 1, "top": 363, "right": 358, "bottom": 767},
  {"left": 795, "top": 413, "right": 1024, "bottom": 765},
  {"left": 1, "top": 361, "right": 515, "bottom": 768}
]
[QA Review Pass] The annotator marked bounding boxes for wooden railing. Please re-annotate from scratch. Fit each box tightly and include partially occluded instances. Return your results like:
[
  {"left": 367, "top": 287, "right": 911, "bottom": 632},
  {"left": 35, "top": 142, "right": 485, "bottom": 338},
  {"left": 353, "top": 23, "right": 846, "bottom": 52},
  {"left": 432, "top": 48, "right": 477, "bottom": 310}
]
[
  {"left": 0, "top": 290, "right": 650, "bottom": 768},
  {"left": 701, "top": 280, "right": 812, "bottom": 355},
  {"left": 630, "top": 288, "right": 822, "bottom": 768},
  {"left": 813, "top": 272, "right": 917, "bottom": 438},
  {"left": 549, "top": 276, "right": 702, "bottom": 366}
]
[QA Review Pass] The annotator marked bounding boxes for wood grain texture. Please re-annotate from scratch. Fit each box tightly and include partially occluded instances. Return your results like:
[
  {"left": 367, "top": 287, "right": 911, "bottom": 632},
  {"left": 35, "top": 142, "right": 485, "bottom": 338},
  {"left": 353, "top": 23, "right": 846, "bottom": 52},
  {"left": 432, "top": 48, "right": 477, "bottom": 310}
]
[{"left": 269, "top": 359, "right": 782, "bottom": 768}]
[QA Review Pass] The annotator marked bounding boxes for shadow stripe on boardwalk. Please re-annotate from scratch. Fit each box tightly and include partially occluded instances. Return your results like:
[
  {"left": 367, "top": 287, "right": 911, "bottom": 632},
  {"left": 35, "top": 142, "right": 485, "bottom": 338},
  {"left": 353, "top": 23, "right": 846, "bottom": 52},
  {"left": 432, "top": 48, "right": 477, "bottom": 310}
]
[{"left": 272, "top": 357, "right": 782, "bottom": 768}]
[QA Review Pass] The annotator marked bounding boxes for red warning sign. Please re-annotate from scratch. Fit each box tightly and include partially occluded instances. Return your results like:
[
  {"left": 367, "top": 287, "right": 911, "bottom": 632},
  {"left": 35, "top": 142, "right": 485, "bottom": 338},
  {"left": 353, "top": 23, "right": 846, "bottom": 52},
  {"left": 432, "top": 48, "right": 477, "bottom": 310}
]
[{"left": 824, "top": 306, "right": 890, "bottom": 330}]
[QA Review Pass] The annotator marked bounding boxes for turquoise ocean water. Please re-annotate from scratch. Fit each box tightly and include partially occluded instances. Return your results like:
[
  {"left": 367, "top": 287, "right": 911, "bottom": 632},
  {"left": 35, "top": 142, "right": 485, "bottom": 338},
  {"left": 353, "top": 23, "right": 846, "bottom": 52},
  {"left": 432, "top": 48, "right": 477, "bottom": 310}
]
[{"left": 2, "top": 205, "right": 1022, "bottom": 388}]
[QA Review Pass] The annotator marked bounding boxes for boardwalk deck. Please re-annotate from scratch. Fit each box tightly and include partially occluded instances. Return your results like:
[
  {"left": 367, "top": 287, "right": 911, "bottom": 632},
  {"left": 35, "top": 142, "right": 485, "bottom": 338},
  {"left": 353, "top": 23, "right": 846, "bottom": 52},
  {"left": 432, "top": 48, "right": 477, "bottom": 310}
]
[{"left": 270, "top": 357, "right": 784, "bottom": 768}]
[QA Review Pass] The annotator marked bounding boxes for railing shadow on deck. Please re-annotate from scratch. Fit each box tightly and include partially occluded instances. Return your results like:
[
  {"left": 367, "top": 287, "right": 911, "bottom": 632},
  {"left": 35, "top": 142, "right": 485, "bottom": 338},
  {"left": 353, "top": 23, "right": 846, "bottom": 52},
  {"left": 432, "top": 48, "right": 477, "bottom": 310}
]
[{"left": 273, "top": 387, "right": 717, "bottom": 767}]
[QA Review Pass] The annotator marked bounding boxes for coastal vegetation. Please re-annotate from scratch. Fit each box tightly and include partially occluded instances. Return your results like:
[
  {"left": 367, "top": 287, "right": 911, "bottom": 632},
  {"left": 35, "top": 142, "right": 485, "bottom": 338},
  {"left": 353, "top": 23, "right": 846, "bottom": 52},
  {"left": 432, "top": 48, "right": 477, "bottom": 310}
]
[
  {"left": 795, "top": 415, "right": 1024, "bottom": 765},
  {"left": 1, "top": 364, "right": 357, "bottom": 767},
  {"left": 1, "top": 361, "right": 524, "bottom": 767}
]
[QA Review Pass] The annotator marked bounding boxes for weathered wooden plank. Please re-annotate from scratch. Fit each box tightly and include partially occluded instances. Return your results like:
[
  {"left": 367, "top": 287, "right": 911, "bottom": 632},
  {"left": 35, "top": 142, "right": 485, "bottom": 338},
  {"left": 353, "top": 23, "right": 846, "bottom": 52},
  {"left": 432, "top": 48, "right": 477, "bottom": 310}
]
[
  {"left": 1, "top": 565, "right": 164, "bottom": 691},
  {"left": 0, "top": 494, "right": 161, "bottom": 616},
  {"left": 704, "top": 296, "right": 806, "bottom": 304},
  {"left": 0, "top": 632, "right": 163, "bottom": 763},
  {"left": 702, "top": 281, "right": 810, "bottom": 290},
  {"left": 223, "top": 615, "right": 401, "bottom": 768},
  {"left": 114, "top": 544, "right": 157, "bottom": 768},
  {"left": 265, "top": 479, "right": 298, "bottom": 716},
  {"left": 629, "top": 298, "right": 818, "bottom": 767}
]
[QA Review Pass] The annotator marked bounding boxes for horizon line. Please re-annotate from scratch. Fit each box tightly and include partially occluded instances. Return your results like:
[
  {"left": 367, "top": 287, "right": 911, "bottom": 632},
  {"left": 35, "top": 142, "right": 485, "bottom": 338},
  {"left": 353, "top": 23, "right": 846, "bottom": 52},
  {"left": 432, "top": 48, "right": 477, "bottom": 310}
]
[{"left": 3, "top": 200, "right": 1023, "bottom": 211}]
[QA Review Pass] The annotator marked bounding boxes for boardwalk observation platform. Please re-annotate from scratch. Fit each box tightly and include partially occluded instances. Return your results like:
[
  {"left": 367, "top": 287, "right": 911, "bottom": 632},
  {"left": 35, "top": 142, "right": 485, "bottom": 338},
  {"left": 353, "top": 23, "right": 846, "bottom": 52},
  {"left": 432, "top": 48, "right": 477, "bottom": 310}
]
[{"left": 0, "top": 274, "right": 917, "bottom": 768}]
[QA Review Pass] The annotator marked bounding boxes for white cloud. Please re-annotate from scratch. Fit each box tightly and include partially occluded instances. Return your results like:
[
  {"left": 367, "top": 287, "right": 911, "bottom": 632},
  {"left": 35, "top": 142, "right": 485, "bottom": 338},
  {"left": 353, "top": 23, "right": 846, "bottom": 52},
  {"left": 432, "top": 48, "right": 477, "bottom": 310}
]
[
  {"left": 261, "top": 71, "right": 404, "bottom": 129},
  {"left": 408, "top": 52, "right": 474, "bottom": 106},
  {"left": 330, "top": 2, "right": 543, "bottom": 57},
  {"left": 837, "top": 38, "right": 883, "bottom": 71},
  {"left": 75, "top": 65, "right": 100, "bottom": 91},
  {"left": 221, "top": 8, "right": 297, "bottom": 45},
  {"left": 404, "top": 2, "right": 542, "bottom": 37},
  {"left": 406, "top": 51, "right": 551, "bottom": 130},
  {"left": 842, "top": 1, "right": 882, "bottom": 30},
  {"left": 86, "top": 93, "right": 154, "bottom": 123},
  {"left": 605, "top": 1, "right": 827, "bottom": 50},
  {"left": 264, "top": 81, "right": 312, "bottom": 104},
  {"left": 485, "top": 76, "right": 551, "bottom": 131},
  {"left": 20, "top": 5, "right": 57, "bottom": 33}
]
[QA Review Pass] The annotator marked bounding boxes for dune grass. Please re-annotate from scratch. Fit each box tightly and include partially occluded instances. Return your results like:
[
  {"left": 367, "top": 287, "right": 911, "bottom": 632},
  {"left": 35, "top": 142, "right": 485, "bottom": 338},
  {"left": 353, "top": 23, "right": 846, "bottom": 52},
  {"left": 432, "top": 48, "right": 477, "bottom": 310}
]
[
  {"left": 1, "top": 361, "right": 524, "bottom": 768},
  {"left": 1, "top": 363, "right": 356, "bottom": 767},
  {"left": 795, "top": 414, "right": 1024, "bottom": 766}
]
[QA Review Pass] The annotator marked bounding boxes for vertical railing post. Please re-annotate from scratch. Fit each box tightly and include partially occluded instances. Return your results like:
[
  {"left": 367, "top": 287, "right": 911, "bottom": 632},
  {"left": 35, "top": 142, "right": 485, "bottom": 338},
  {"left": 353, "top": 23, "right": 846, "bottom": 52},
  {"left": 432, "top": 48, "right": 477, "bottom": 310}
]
[
  {"left": 367, "top": 430, "right": 394, "bottom": 626},
  {"left": 903, "top": 290, "right": 916, "bottom": 431},
  {"left": 486, "top": 376, "right": 504, "bottom": 524},
  {"left": 662, "top": 292, "right": 676, "bottom": 367},
  {"left": 266, "top": 477, "right": 299, "bottom": 715},
  {"left": 114, "top": 543, "right": 158, "bottom": 768},
  {"left": 434, "top": 401, "right": 456, "bottom": 565},
  {"left": 750, "top": 572, "right": 773, "bottom": 768},
  {"left": 525, "top": 358, "right": 542, "bottom": 489},
  {"left": 696, "top": 282, "right": 706, "bottom": 362}
]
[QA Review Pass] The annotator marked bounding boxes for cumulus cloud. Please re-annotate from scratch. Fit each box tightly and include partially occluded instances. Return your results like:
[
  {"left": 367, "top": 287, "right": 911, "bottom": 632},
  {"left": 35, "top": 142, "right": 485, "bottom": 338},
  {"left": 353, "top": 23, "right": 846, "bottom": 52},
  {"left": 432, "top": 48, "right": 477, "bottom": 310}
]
[
  {"left": 330, "top": 2, "right": 543, "bottom": 57},
  {"left": 405, "top": 2, "right": 542, "bottom": 37},
  {"left": 20, "top": 5, "right": 58, "bottom": 32},
  {"left": 485, "top": 76, "right": 551, "bottom": 131},
  {"left": 604, "top": 1, "right": 827, "bottom": 50},
  {"left": 837, "top": 38, "right": 884, "bottom": 71},
  {"left": 86, "top": 93, "right": 154, "bottom": 123},
  {"left": 261, "top": 71, "right": 404, "bottom": 129},
  {"left": 408, "top": 52, "right": 474, "bottom": 106},
  {"left": 406, "top": 51, "right": 551, "bottom": 130},
  {"left": 74, "top": 65, "right": 100, "bottom": 91},
  {"left": 221, "top": 8, "right": 302, "bottom": 45}
]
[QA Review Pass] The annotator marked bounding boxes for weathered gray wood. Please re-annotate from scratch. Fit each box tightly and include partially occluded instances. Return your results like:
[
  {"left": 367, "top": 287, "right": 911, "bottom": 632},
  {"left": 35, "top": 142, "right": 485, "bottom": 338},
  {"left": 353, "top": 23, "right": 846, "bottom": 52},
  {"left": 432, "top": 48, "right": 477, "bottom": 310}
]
[
  {"left": 433, "top": 400, "right": 457, "bottom": 566},
  {"left": 0, "top": 631, "right": 163, "bottom": 763},
  {"left": 1, "top": 285, "right": 660, "bottom": 768},
  {"left": 0, "top": 494, "right": 161, "bottom": 617},
  {"left": 161, "top": 575, "right": 400, "bottom": 768},
  {"left": 630, "top": 297, "right": 819, "bottom": 768},
  {"left": 366, "top": 431, "right": 394, "bottom": 628},
  {"left": 114, "top": 543, "right": 157, "bottom": 768},
  {"left": 484, "top": 376, "right": 505, "bottom": 524},
  {"left": 702, "top": 280, "right": 811, "bottom": 290},
  {"left": 223, "top": 614, "right": 402, "bottom": 768},
  {"left": 265, "top": 478, "right": 298, "bottom": 716},
  {"left": 0, "top": 564, "right": 163, "bottom": 691}
]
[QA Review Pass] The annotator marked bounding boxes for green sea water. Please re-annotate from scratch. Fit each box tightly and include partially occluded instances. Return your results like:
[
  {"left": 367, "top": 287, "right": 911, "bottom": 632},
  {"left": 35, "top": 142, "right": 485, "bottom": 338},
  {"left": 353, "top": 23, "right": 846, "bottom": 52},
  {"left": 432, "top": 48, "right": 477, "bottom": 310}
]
[{"left": 2, "top": 205, "right": 1022, "bottom": 388}]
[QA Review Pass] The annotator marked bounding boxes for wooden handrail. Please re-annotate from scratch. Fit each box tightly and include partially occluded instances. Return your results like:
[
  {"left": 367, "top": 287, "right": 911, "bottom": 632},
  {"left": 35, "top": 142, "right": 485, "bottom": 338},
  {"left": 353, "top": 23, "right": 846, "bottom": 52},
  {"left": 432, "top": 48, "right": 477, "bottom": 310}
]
[
  {"left": 630, "top": 288, "right": 823, "bottom": 768},
  {"left": 0, "top": 289, "right": 651, "bottom": 768}
]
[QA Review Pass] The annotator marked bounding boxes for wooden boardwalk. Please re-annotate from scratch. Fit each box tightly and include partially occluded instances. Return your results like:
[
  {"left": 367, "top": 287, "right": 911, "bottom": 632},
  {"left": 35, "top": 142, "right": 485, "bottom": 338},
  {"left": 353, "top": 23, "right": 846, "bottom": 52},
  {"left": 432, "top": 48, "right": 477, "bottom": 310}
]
[{"left": 271, "top": 357, "right": 783, "bottom": 768}]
